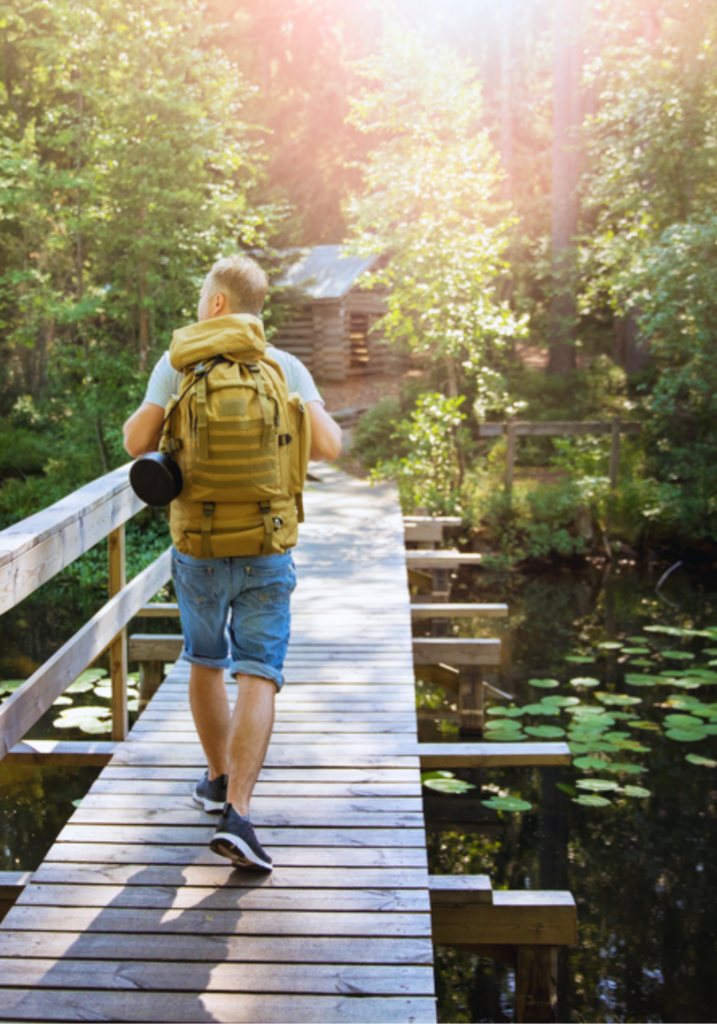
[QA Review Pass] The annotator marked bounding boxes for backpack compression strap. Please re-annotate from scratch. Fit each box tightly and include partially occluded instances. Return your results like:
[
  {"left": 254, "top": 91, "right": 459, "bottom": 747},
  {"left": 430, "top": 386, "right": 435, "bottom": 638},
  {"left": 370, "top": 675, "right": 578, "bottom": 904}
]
[{"left": 246, "top": 364, "right": 275, "bottom": 448}]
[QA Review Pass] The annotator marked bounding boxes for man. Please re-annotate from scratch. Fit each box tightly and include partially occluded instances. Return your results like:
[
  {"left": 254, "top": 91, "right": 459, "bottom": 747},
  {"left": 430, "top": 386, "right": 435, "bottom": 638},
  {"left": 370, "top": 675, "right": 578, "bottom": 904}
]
[{"left": 123, "top": 255, "right": 342, "bottom": 870}]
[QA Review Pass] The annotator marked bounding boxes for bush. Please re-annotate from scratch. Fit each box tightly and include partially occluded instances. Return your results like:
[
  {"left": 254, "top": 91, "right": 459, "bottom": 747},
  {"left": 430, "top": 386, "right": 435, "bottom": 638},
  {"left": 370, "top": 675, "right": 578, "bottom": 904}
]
[{"left": 350, "top": 397, "right": 404, "bottom": 469}]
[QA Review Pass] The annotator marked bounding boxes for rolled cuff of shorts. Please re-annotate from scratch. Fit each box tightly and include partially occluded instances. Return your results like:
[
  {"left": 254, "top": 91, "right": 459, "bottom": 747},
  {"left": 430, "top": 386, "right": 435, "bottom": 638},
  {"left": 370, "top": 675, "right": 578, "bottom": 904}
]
[
  {"left": 180, "top": 649, "right": 231, "bottom": 671},
  {"left": 230, "top": 658, "right": 284, "bottom": 690}
]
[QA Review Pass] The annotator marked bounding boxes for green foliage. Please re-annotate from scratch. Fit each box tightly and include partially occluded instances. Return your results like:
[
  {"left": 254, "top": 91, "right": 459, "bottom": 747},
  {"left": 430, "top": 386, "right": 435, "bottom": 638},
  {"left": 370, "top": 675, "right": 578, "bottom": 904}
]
[
  {"left": 350, "top": 397, "right": 404, "bottom": 469},
  {"left": 371, "top": 393, "right": 467, "bottom": 513},
  {"left": 347, "top": 21, "right": 526, "bottom": 416}
]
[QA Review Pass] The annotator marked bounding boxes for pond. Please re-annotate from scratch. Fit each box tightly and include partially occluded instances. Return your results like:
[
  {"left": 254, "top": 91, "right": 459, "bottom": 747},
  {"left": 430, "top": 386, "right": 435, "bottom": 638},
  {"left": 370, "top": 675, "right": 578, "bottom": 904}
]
[
  {"left": 2, "top": 556, "right": 717, "bottom": 1023},
  {"left": 415, "top": 558, "right": 717, "bottom": 1023}
]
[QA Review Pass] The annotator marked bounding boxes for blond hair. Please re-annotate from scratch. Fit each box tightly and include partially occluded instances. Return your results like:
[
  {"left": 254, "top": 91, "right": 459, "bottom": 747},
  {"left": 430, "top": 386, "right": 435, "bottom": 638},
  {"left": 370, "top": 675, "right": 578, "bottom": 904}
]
[{"left": 204, "top": 255, "right": 268, "bottom": 316}]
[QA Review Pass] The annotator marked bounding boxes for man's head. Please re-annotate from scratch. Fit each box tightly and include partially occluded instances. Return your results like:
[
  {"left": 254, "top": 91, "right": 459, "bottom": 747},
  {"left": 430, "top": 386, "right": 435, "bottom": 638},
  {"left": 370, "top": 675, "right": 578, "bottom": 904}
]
[{"left": 197, "top": 255, "right": 268, "bottom": 322}]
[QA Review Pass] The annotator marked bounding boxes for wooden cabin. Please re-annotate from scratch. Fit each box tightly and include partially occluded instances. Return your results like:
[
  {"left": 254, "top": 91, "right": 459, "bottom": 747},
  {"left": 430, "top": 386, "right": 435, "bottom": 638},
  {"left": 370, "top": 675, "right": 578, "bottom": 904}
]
[{"left": 272, "top": 245, "right": 389, "bottom": 382}]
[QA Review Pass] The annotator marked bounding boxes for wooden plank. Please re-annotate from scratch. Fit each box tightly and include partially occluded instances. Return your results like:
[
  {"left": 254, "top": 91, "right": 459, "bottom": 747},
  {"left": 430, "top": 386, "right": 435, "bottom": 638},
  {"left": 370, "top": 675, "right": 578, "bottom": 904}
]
[
  {"left": 54, "top": 826, "right": 428, "bottom": 848},
  {"left": 0, "top": 991, "right": 437, "bottom": 1023},
  {"left": 66, "top": 806, "right": 425, "bottom": 829},
  {"left": 0, "top": 931, "right": 434, "bottom": 964},
  {"left": 47, "top": 838, "right": 429, "bottom": 867},
  {"left": 428, "top": 875, "right": 492, "bottom": 905},
  {"left": 403, "top": 516, "right": 462, "bottom": 526},
  {"left": 89, "top": 776, "right": 422, "bottom": 797},
  {"left": 411, "top": 603, "right": 508, "bottom": 619},
  {"left": 404, "top": 551, "right": 481, "bottom": 569},
  {"left": 31, "top": 864, "right": 429, "bottom": 890},
  {"left": 419, "top": 742, "right": 571, "bottom": 767},
  {"left": 1, "top": 905, "right": 433, "bottom": 937},
  {"left": 0, "top": 959, "right": 435, "bottom": 995},
  {"left": 413, "top": 638, "right": 501, "bottom": 666},
  {"left": 139, "top": 603, "right": 180, "bottom": 617},
  {"left": 0, "top": 464, "right": 143, "bottom": 613},
  {"left": 111, "top": 745, "right": 421, "bottom": 769},
  {"left": 17, "top": 884, "right": 430, "bottom": 913},
  {"left": 101, "top": 766, "right": 421, "bottom": 784},
  {"left": 77, "top": 793, "right": 422, "bottom": 815},
  {"left": 0, "top": 549, "right": 171, "bottom": 761},
  {"left": 431, "top": 891, "right": 577, "bottom": 947},
  {"left": 108, "top": 524, "right": 128, "bottom": 742},
  {"left": 6, "top": 741, "right": 117, "bottom": 766},
  {"left": 477, "top": 420, "right": 642, "bottom": 438}
]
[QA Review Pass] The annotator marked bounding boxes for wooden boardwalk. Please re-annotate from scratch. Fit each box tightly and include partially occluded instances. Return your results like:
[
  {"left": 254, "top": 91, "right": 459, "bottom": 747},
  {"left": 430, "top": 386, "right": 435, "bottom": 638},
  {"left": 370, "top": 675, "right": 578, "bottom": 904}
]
[{"left": 0, "top": 468, "right": 435, "bottom": 1023}]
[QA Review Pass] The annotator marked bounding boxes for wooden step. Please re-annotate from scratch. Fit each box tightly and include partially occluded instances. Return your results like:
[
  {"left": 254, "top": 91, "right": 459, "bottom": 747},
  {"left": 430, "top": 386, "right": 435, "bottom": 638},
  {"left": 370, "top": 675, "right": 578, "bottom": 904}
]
[
  {"left": 404, "top": 550, "right": 481, "bottom": 569},
  {"left": 411, "top": 603, "right": 508, "bottom": 619},
  {"left": 412, "top": 638, "right": 501, "bottom": 666}
]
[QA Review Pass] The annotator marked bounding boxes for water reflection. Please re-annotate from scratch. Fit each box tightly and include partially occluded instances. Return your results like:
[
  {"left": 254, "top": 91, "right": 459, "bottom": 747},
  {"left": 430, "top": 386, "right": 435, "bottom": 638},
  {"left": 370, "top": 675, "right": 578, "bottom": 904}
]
[{"left": 421, "top": 562, "right": 717, "bottom": 1023}]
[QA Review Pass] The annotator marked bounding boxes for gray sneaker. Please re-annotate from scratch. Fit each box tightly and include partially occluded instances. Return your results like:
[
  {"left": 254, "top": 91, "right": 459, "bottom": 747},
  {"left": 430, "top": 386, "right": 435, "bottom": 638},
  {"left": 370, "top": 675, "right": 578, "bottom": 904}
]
[
  {"left": 193, "top": 771, "right": 228, "bottom": 813},
  {"left": 210, "top": 803, "right": 273, "bottom": 871}
]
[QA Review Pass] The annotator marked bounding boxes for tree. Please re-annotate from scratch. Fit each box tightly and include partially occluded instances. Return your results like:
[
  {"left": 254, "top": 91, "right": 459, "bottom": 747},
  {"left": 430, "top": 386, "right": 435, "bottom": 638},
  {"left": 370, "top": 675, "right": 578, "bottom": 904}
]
[{"left": 347, "top": 23, "right": 526, "bottom": 402}]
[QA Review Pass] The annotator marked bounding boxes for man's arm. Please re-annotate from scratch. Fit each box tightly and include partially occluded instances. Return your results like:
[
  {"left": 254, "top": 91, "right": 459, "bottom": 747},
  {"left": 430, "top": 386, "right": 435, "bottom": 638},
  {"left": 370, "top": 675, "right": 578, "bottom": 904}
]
[
  {"left": 307, "top": 401, "right": 342, "bottom": 462},
  {"left": 123, "top": 403, "right": 165, "bottom": 458}
]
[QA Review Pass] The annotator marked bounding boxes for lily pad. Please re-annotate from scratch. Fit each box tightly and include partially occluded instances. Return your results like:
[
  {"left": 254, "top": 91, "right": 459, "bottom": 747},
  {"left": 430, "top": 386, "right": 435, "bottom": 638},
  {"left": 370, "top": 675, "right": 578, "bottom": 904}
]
[
  {"left": 596, "top": 693, "right": 642, "bottom": 706},
  {"left": 614, "top": 741, "right": 650, "bottom": 752},
  {"left": 573, "top": 756, "right": 609, "bottom": 770},
  {"left": 598, "top": 642, "right": 623, "bottom": 650},
  {"left": 487, "top": 706, "right": 524, "bottom": 717},
  {"left": 482, "top": 796, "right": 532, "bottom": 812},
  {"left": 127, "top": 699, "right": 139, "bottom": 712},
  {"left": 79, "top": 718, "right": 112, "bottom": 734},
  {"left": 576, "top": 778, "right": 620, "bottom": 791},
  {"left": 423, "top": 777, "right": 476, "bottom": 794},
  {"left": 523, "top": 703, "right": 560, "bottom": 716},
  {"left": 541, "top": 695, "right": 580, "bottom": 707},
  {"left": 603, "top": 763, "right": 647, "bottom": 775},
  {"left": 573, "top": 794, "right": 611, "bottom": 807},
  {"left": 625, "top": 674, "right": 658, "bottom": 687},
  {"left": 662, "top": 650, "right": 695, "bottom": 660},
  {"left": 52, "top": 696, "right": 73, "bottom": 706},
  {"left": 67, "top": 680, "right": 94, "bottom": 694},
  {"left": 622, "top": 648, "right": 650, "bottom": 655},
  {"left": 568, "top": 742, "right": 590, "bottom": 754},
  {"left": 528, "top": 679, "right": 560, "bottom": 689},
  {"left": 628, "top": 659, "right": 654, "bottom": 668},
  {"left": 665, "top": 728, "right": 707, "bottom": 742},
  {"left": 622, "top": 785, "right": 651, "bottom": 798},
  {"left": 686, "top": 753, "right": 717, "bottom": 767},
  {"left": 485, "top": 717, "right": 522, "bottom": 731},
  {"left": 565, "top": 655, "right": 595, "bottom": 664},
  {"left": 629, "top": 720, "right": 661, "bottom": 731},
  {"left": 684, "top": 668, "right": 717, "bottom": 681},
  {"left": 664, "top": 714, "right": 706, "bottom": 729},
  {"left": 569, "top": 677, "right": 600, "bottom": 687},
  {"left": 609, "top": 711, "right": 639, "bottom": 721},
  {"left": 524, "top": 725, "right": 566, "bottom": 738},
  {"left": 604, "top": 731, "right": 630, "bottom": 741},
  {"left": 421, "top": 771, "right": 454, "bottom": 781}
]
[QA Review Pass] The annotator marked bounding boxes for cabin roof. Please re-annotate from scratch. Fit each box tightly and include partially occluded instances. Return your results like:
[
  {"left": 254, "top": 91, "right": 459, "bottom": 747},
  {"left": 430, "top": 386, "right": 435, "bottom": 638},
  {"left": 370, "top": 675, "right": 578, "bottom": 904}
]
[{"left": 278, "top": 245, "right": 381, "bottom": 301}]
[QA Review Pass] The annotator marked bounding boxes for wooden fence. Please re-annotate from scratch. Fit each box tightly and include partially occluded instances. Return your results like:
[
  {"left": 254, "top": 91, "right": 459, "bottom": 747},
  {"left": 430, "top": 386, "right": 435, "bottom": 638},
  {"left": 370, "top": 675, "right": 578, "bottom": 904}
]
[
  {"left": 478, "top": 417, "right": 642, "bottom": 496},
  {"left": 0, "top": 465, "right": 170, "bottom": 760}
]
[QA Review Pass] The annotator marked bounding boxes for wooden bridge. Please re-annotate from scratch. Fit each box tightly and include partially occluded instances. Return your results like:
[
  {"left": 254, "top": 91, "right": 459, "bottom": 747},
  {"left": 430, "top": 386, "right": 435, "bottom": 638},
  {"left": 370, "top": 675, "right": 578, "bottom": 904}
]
[{"left": 0, "top": 465, "right": 576, "bottom": 1023}]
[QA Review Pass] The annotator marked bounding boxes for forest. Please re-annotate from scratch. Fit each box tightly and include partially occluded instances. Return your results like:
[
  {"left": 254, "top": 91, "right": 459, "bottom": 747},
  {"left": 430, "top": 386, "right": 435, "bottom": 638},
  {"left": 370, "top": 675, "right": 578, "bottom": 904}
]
[{"left": 1, "top": 0, "right": 716, "bottom": 570}]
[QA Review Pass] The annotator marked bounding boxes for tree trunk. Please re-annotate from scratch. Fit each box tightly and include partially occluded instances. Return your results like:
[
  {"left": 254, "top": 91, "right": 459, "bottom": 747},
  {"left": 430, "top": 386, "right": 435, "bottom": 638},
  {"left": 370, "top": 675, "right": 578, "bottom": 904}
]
[
  {"left": 138, "top": 203, "right": 150, "bottom": 372},
  {"left": 499, "top": 0, "right": 514, "bottom": 202},
  {"left": 547, "top": 0, "right": 582, "bottom": 377}
]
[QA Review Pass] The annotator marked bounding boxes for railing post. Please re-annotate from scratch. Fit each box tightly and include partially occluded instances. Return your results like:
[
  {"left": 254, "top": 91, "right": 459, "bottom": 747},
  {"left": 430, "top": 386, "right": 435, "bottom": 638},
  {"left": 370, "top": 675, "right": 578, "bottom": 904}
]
[
  {"left": 108, "top": 525, "right": 128, "bottom": 741},
  {"left": 504, "top": 417, "right": 517, "bottom": 498},
  {"left": 609, "top": 416, "right": 621, "bottom": 490}
]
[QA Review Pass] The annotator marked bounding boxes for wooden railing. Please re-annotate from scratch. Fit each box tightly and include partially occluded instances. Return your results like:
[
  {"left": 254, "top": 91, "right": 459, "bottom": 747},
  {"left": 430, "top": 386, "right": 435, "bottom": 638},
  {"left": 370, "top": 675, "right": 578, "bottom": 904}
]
[
  {"left": 478, "top": 417, "right": 642, "bottom": 496},
  {"left": 0, "top": 464, "right": 171, "bottom": 761}
]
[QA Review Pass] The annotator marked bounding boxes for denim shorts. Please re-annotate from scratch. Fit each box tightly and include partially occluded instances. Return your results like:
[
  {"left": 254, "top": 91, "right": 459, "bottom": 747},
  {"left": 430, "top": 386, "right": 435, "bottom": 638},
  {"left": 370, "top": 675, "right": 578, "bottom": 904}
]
[{"left": 171, "top": 548, "right": 296, "bottom": 689}]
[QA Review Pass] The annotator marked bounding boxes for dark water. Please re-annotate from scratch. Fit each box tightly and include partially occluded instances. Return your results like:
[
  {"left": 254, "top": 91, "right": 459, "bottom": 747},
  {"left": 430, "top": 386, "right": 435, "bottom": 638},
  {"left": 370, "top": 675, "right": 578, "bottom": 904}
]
[
  {"left": 416, "top": 560, "right": 717, "bottom": 1024},
  {"left": 3, "top": 558, "right": 717, "bottom": 1022}
]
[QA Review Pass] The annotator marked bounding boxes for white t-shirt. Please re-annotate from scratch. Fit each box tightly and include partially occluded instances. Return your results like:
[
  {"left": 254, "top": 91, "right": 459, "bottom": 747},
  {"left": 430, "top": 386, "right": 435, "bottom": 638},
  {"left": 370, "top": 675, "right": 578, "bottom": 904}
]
[{"left": 144, "top": 347, "right": 323, "bottom": 410}]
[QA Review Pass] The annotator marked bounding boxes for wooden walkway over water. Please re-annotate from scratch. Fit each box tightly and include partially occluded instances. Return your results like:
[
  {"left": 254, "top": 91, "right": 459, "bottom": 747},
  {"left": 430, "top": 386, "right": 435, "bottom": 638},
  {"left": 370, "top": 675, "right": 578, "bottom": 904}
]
[{"left": 0, "top": 468, "right": 437, "bottom": 1022}]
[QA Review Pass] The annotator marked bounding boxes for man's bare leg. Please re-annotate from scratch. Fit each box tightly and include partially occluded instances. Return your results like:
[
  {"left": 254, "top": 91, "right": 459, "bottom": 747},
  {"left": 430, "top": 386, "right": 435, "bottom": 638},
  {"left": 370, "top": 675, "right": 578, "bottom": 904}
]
[
  {"left": 189, "top": 664, "right": 230, "bottom": 780},
  {"left": 226, "top": 673, "right": 277, "bottom": 816},
  {"left": 189, "top": 664, "right": 276, "bottom": 815}
]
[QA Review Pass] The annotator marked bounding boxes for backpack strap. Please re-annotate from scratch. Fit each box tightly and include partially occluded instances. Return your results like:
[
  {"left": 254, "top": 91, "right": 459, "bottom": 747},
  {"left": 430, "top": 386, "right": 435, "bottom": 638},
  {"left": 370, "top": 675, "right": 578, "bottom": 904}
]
[
  {"left": 247, "top": 364, "right": 275, "bottom": 448},
  {"left": 201, "top": 502, "right": 215, "bottom": 558},
  {"left": 295, "top": 491, "right": 305, "bottom": 525},
  {"left": 258, "top": 500, "right": 273, "bottom": 556}
]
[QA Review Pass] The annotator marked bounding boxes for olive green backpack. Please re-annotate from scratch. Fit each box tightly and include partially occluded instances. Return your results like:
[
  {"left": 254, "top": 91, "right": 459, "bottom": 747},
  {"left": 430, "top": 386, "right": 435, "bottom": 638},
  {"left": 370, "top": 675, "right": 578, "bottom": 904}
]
[{"left": 159, "top": 314, "right": 311, "bottom": 559}]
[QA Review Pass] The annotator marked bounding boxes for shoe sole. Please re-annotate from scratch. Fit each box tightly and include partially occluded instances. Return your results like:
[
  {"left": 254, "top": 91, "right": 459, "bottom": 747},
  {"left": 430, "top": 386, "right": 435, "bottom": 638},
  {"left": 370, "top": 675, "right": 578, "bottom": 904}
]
[
  {"left": 192, "top": 790, "right": 226, "bottom": 813},
  {"left": 210, "top": 832, "right": 273, "bottom": 872}
]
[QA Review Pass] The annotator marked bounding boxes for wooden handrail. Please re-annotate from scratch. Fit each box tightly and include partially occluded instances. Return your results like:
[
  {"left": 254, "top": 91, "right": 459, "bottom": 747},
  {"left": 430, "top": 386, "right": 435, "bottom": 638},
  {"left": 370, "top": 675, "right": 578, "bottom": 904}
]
[
  {"left": 0, "top": 463, "right": 172, "bottom": 762},
  {"left": 0, "top": 549, "right": 171, "bottom": 760},
  {"left": 0, "top": 464, "right": 143, "bottom": 614}
]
